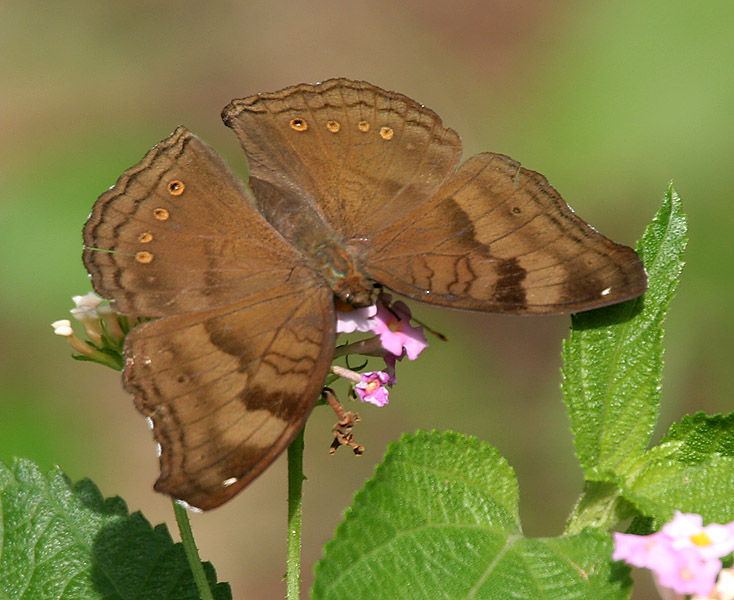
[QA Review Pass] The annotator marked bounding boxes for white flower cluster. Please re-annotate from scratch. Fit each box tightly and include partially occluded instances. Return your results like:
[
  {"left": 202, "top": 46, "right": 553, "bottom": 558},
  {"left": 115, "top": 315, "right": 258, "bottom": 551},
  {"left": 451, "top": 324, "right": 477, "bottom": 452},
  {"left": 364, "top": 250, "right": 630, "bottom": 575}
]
[{"left": 51, "top": 292, "right": 136, "bottom": 370}]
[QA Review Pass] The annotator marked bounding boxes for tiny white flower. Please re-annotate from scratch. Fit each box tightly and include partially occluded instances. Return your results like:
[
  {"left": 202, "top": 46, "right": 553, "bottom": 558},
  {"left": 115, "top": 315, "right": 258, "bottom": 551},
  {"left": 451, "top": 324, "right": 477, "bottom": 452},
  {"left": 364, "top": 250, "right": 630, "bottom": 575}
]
[
  {"left": 72, "top": 292, "right": 104, "bottom": 309},
  {"left": 69, "top": 294, "right": 106, "bottom": 344},
  {"left": 51, "top": 319, "right": 74, "bottom": 337},
  {"left": 70, "top": 304, "right": 99, "bottom": 322}
]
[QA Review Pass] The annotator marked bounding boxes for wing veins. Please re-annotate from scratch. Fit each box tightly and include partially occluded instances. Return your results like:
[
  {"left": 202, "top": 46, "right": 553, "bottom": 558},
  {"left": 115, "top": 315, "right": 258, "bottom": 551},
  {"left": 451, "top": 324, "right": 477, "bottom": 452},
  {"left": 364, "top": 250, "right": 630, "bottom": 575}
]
[{"left": 183, "top": 297, "right": 328, "bottom": 465}]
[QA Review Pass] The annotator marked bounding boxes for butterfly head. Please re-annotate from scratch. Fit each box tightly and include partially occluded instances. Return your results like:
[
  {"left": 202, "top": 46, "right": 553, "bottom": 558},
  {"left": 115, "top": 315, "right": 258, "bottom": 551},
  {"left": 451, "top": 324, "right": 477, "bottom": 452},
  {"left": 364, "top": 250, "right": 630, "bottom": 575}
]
[{"left": 332, "top": 275, "right": 375, "bottom": 308}]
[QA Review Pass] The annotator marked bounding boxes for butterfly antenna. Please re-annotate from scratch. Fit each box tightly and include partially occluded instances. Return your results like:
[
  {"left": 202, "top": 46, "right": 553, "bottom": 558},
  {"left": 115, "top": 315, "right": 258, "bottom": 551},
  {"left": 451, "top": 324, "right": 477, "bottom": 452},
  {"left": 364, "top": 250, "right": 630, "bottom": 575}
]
[
  {"left": 375, "top": 286, "right": 447, "bottom": 342},
  {"left": 410, "top": 314, "right": 448, "bottom": 342},
  {"left": 84, "top": 245, "right": 123, "bottom": 255}
]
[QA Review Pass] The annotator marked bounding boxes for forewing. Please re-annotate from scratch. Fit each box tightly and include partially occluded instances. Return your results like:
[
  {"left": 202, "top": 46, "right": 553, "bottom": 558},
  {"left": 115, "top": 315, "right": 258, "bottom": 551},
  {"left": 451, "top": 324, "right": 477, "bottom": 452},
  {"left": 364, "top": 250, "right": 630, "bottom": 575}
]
[
  {"left": 221, "top": 78, "right": 462, "bottom": 239},
  {"left": 125, "top": 279, "right": 335, "bottom": 510},
  {"left": 83, "top": 126, "right": 301, "bottom": 316},
  {"left": 366, "top": 153, "right": 647, "bottom": 314}
]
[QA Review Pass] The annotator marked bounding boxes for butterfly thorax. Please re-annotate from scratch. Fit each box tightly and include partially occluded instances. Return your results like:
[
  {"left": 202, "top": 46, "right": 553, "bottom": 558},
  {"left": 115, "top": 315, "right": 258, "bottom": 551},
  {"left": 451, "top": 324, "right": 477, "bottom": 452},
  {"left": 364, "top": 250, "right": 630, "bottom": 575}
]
[
  {"left": 247, "top": 178, "right": 374, "bottom": 306},
  {"left": 310, "top": 242, "right": 374, "bottom": 308}
]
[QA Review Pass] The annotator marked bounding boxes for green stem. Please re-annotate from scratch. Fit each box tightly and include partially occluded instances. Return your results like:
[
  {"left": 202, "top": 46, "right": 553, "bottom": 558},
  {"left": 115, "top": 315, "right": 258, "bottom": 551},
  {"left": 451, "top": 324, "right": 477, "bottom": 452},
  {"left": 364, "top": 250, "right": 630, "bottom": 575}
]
[
  {"left": 286, "top": 427, "right": 306, "bottom": 599},
  {"left": 173, "top": 499, "right": 216, "bottom": 600},
  {"left": 565, "top": 480, "right": 635, "bottom": 535}
]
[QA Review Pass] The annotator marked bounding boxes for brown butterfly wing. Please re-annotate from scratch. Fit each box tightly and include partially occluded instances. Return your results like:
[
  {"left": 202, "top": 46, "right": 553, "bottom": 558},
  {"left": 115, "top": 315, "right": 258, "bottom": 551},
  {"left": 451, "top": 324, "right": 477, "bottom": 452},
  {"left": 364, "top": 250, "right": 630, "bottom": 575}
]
[
  {"left": 125, "top": 281, "right": 334, "bottom": 510},
  {"left": 366, "top": 152, "right": 647, "bottom": 313},
  {"left": 221, "top": 78, "right": 462, "bottom": 240},
  {"left": 83, "top": 127, "right": 335, "bottom": 509},
  {"left": 83, "top": 126, "right": 304, "bottom": 317}
]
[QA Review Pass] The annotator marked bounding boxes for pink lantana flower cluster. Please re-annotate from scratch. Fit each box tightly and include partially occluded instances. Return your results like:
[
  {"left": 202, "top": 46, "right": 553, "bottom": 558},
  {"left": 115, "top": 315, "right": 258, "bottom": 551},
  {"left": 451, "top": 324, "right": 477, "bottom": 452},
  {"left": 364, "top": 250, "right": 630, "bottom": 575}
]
[
  {"left": 613, "top": 512, "right": 734, "bottom": 597},
  {"left": 354, "top": 371, "right": 391, "bottom": 407},
  {"left": 334, "top": 295, "right": 428, "bottom": 407}
]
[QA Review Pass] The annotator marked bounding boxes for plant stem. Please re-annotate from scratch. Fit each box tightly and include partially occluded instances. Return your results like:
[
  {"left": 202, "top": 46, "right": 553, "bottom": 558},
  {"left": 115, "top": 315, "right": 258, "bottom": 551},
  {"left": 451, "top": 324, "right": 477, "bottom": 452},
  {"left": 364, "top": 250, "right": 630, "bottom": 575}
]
[
  {"left": 173, "top": 499, "right": 216, "bottom": 600},
  {"left": 565, "top": 480, "right": 634, "bottom": 535},
  {"left": 287, "top": 427, "right": 306, "bottom": 599}
]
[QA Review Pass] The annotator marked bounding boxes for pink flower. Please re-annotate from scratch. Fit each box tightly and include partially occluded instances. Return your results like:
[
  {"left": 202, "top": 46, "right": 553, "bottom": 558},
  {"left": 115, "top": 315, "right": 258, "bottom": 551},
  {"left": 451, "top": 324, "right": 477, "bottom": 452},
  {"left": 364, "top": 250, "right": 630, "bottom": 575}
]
[
  {"left": 370, "top": 299, "right": 428, "bottom": 360},
  {"left": 354, "top": 371, "right": 391, "bottom": 407},
  {"left": 612, "top": 531, "right": 681, "bottom": 571},
  {"left": 656, "top": 547, "right": 723, "bottom": 596},
  {"left": 613, "top": 513, "right": 734, "bottom": 597},
  {"left": 663, "top": 512, "right": 734, "bottom": 561},
  {"left": 336, "top": 304, "right": 377, "bottom": 334}
]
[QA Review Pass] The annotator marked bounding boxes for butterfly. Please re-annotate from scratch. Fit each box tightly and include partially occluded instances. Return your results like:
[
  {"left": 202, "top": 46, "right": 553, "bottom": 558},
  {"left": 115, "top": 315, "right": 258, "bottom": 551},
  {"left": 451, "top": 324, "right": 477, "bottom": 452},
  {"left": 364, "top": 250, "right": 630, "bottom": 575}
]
[{"left": 83, "top": 78, "right": 646, "bottom": 510}]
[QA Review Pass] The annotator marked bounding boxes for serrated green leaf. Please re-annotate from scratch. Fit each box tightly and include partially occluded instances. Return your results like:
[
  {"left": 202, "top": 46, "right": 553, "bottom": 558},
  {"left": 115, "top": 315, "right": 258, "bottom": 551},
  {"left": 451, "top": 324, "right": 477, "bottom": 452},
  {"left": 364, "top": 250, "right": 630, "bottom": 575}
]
[
  {"left": 619, "top": 412, "right": 734, "bottom": 524},
  {"left": 663, "top": 412, "right": 734, "bottom": 460},
  {"left": 313, "top": 431, "right": 629, "bottom": 600},
  {"left": 562, "top": 185, "right": 687, "bottom": 476},
  {"left": 0, "top": 458, "right": 230, "bottom": 600}
]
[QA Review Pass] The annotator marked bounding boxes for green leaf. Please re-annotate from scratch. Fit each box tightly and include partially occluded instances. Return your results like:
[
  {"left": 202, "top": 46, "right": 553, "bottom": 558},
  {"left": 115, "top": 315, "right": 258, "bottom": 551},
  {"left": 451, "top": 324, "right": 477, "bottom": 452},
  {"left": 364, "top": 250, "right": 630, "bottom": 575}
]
[
  {"left": 562, "top": 185, "right": 687, "bottom": 476},
  {"left": 313, "top": 431, "right": 630, "bottom": 600},
  {"left": 0, "top": 458, "right": 231, "bottom": 600},
  {"left": 619, "top": 412, "right": 734, "bottom": 524}
]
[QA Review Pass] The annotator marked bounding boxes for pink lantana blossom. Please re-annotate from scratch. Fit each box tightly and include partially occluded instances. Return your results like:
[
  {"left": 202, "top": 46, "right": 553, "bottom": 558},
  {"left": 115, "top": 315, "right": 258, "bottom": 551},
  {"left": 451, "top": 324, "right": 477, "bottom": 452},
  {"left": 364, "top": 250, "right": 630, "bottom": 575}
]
[
  {"left": 613, "top": 513, "right": 734, "bottom": 597},
  {"left": 354, "top": 371, "right": 391, "bottom": 407},
  {"left": 370, "top": 300, "right": 428, "bottom": 360},
  {"left": 336, "top": 304, "right": 377, "bottom": 334},
  {"left": 614, "top": 531, "right": 720, "bottom": 596},
  {"left": 663, "top": 511, "right": 734, "bottom": 561},
  {"left": 658, "top": 547, "right": 723, "bottom": 597}
]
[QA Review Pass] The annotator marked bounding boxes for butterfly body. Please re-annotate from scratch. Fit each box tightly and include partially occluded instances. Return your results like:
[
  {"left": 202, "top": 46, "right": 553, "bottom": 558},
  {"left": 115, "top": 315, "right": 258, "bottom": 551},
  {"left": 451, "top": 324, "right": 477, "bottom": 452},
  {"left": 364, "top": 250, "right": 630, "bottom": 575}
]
[
  {"left": 306, "top": 235, "right": 375, "bottom": 307},
  {"left": 245, "top": 174, "right": 376, "bottom": 306},
  {"left": 83, "top": 78, "right": 646, "bottom": 509}
]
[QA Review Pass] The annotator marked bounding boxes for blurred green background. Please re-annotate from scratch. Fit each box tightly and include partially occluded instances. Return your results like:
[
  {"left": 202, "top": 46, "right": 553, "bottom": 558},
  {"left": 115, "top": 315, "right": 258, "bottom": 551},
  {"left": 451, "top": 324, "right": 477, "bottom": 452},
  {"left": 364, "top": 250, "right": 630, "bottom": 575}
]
[{"left": 1, "top": 1, "right": 732, "bottom": 597}]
